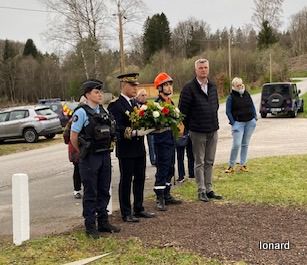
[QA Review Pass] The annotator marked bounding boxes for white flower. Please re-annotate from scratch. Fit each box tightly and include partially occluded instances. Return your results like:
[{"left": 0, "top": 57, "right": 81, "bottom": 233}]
[
  {"left": 140, "top": 104, "right": 148, "bottom": 110},
  {"left": 125, "top": 110, "right": 130, "bottom": 116},
  {"left": 175, "top": 107, "right": 180, "bottom": 113},
  {"left": 153, "top": 111, "right": 160, "bottom": 118},
  {"left": 153, "top": 102, "right": 163, "bottom": 110}
]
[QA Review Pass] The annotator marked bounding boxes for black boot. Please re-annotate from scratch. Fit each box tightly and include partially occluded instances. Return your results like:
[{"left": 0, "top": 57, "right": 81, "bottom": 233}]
[
  {"left": 154, "top": 189, "right": 167, "bottom": 211},
  {"left": 98, "top": 219, "right": 120, "bottom": 233},
  {"left": 164, "top": 185, "right": 182, "bottom": 205},
  {"left": 85, "top": 223, "right": 100, "bottom": 239}
]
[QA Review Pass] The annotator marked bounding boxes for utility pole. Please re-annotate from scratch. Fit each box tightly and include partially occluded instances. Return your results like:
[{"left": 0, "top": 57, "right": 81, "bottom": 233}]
[
  {"left": 116, "top": 1, "right": 125, "bottom": 73},
  {"left": 269, "top": 51, "right": 272, "bottom": 82}
]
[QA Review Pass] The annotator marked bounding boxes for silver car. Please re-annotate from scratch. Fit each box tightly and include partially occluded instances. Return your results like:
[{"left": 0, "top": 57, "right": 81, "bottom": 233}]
[{"left": 0, "top": 105, "right": 63, "bottom": 143}]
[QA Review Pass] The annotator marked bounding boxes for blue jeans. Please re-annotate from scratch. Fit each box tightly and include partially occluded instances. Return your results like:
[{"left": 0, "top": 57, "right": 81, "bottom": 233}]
[{"left": 229, "top": 118, "right": 256, "bottom": 167}]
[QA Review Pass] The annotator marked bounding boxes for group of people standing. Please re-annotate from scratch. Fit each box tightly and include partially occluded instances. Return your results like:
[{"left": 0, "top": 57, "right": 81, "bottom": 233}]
[{"left": 68, "top": 58, "right": 257, "bottom": 238}]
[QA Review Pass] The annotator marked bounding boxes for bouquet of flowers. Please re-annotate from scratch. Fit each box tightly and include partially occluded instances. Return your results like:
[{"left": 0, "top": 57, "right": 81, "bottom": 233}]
[{"left": 127, "top": 101, "right": 184, "bottom": 137}]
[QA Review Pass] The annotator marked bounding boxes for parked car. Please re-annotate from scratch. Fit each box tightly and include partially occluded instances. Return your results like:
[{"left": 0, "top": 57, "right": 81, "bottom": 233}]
[
  {"left": 0, "top": 105, "right": 63, "bottom": 143},
  {"left": 38, "top": 99, "right": 78, "bottom": 127},
  {"left": 259, "top": 82, "right": 304, "bottom": 118}
]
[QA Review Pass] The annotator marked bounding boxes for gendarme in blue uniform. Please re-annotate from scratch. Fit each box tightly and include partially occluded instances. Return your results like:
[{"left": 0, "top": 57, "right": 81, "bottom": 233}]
[{"left": 71, "top": 78, "right": 119, "bottom": 238}]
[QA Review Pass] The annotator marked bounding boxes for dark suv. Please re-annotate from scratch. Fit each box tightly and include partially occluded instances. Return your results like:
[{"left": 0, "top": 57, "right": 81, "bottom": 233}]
[{"left": 259, "top": 82, "right": 304, "bottom": 118}]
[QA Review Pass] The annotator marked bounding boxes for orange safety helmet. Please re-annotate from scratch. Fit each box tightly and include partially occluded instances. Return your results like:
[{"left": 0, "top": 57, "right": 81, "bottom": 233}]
[{"left": 154, "top": 72, "right": 173, "bottom": 89}]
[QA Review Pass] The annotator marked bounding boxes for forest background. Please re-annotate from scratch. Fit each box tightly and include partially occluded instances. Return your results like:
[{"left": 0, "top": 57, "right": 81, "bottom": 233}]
[{"left": 1, "top": 0, "right": 307, "bottom": 106}]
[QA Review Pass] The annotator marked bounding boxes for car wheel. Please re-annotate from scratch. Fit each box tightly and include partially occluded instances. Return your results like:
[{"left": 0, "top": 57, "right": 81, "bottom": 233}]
[
  {"left": 261, "top": 113, "right": 267, "bottom": 118},
  {"left": 23, "top": 128, "right": 39, "bottom": 143},
  {"left": 45, "top": 133, "right": 56, "bottom": 139}
]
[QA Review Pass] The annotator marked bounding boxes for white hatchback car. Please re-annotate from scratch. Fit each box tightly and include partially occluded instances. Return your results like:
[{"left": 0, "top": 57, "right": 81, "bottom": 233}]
[{"left": 0, "top": 105, "right": 63, "bottom": 143}]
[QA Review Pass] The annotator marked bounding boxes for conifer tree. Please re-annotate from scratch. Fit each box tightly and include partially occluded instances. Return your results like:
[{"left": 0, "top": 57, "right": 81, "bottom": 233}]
[
  {"left": 143, "top": 13, "right": 171, "bottom": 62},
  {"left": 257, "top": 20, "right": 278, "bottom": 49},
  {"left": 23, "top": 39, "right": 38, "bottom": 58}
]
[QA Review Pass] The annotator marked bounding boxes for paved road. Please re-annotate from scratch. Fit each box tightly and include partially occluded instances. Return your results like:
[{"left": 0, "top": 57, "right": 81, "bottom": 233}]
[{"left": 1, "top": 79, "right": 307, "bottom": 238}]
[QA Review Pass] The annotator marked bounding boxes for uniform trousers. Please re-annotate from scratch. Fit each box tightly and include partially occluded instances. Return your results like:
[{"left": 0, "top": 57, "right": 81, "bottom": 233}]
[
  {"left": 79, "top": 151, "right": 111, "bottom": 229},
  {"left": 118, "top": 156, "right": 146, "bottom": 217}
]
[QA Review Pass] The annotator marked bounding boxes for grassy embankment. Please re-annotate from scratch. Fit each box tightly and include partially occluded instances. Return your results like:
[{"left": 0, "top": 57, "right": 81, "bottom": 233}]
[{"left": 1, "top": 154, "right": 306, "bottom": 264}]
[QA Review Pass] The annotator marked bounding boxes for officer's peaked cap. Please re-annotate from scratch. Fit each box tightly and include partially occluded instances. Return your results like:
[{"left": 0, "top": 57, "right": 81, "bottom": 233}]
[
  {"left": 117, "top": 72, "right": 139, "bottom": 85},
  {"left": 81, "top": 79, "right": 104, "bottom": 95}
]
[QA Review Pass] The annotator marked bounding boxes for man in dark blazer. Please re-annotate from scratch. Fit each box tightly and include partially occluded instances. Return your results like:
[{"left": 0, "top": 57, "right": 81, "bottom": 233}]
[{"left": 108, "top": 73, "right": 155, "bottom": 222}]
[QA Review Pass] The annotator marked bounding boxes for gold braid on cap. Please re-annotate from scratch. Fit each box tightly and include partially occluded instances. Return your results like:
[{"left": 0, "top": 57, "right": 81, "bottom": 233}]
[
  {"left": 122, "top": 76, "right": 138, "bottom": 82},
  {"left": 124, "top": 127, "right": 133, "bottom": 140}
]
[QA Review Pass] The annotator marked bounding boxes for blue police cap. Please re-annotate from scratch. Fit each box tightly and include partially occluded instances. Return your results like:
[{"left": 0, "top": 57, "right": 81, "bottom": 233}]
[{"left": 81, "top": 79, "right": 104, "bottom": 95}]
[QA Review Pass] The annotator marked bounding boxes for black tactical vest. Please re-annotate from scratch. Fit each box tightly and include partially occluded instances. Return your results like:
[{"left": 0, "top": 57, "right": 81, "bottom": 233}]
[{"left": 79, "top": 104, "right": 116, "bottom": 152}]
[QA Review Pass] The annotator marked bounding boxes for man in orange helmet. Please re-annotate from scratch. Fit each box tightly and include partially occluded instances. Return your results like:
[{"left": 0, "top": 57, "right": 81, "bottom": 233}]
[{"left": 152, "top": 72, "right": 182, "bottom": 211}]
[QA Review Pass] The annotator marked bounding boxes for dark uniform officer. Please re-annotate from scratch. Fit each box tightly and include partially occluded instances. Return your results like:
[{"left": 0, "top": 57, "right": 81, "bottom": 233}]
[
  {"left": 70, "top": 79, "right": 120, "bottom": 238},
  {"left": 108, "top": 73, "right": 155, "bottom": 222},
  {"left": 153, "top": 72, "right": 182, "bottom": 211}
]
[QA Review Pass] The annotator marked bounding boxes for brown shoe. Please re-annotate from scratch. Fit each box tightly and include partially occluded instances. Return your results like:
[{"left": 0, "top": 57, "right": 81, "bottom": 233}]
[
  {"left": 240, "top": 165, "right": 248, "bottom": 172},
  {"left": 225, "top": 166, "right": 234, "bottom": 173}
]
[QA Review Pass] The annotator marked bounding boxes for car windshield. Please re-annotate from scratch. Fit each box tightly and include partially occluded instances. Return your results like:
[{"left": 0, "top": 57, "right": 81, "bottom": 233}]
[
  {"left": 35, "top": 108, "right": 55, "bottom": 116},
  {"left": 262, "top": 84, "right": 290, "bottom": 96}
]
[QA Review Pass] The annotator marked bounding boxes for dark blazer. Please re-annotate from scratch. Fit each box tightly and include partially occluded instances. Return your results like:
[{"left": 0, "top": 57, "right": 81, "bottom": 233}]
[
  {"left": 179, "top": 77, "right": 219, "bottom": 133},
  {"left": 107, "top": 95, "right": 145, "bottom": 158}
]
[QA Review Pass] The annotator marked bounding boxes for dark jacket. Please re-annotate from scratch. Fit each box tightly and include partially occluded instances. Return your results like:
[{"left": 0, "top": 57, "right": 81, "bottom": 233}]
[
  {"left": 226, "top": 90, "right": 256, "bottom": 125},
  {"left": 107, "top": 95, "right": 145, "bottom": 158},
  {"left": 179, "top": 77, "right": 219, "bottom": 133}
]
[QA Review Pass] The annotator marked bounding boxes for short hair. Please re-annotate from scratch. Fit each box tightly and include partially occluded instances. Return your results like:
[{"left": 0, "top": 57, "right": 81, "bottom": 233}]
[
  {"left": 232, "top": 77, "right": 243, "bottom": 87},
  {"left": 194, "top": 58, "right": 209, "bottom": 69},
  {"left": 136, "top": 88, "right": 147, "bottom": 97}
]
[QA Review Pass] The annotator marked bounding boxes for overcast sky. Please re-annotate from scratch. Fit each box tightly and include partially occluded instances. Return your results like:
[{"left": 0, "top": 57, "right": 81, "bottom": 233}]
[{"left": 0, "top": 0, "right": 306, "bottom": 53}]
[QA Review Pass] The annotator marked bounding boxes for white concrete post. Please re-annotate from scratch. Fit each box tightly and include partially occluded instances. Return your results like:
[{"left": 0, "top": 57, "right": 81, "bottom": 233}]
[
  {"left": 12, "top": 173, "right": 30, "bottom": 245},
  {"left": 107, "top": 180, "right": 112, "bottom": 214}
]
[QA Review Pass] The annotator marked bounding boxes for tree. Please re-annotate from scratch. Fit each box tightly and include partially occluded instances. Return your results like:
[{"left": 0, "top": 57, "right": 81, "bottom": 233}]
[
  {"left": 43, "top": 0, "right": 108, "bottom": 79},
  {"left": 171, "top": 18, "right": 210, "bottom": 57},
  {"left": 257, "top": 20, "right": 278, "bottom": 49},
  {"left": 252, "top": 0, "right": 284, "bottom": 30},
  {"left": 244, "top": 25, "right": 257, "bottom": 50},
  {"left": 3, "top": 39, "right": 17, "bottom": 61},
  {"left": 0, "top": 40, "right": 19, "bottom": 101},
  {"left": 23, "top": 39, "right": 38, "bottom": 58},
  {"left": 220, "top": 27, "right": 229, "bottom": 49},
  {"left": 288, "top": 7, "right": 307, "bottom": 55},
  {"left": 186, "top": 20, "right": 210, "bottom": 57},
  {"left": 143, "top": 13, "right": 171, "bottom": 62}
]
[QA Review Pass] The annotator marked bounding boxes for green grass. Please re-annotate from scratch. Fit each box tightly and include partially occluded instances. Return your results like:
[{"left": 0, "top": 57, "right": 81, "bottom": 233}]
[
  {"left": 289, "top": 71, "right": 307, "bottom": 78},
  {"left": 173, "top": 155, "right": 307, "bottom": 207},
  {"left": 0, "top": 232, "right": 225, "bottom": 265},
  {"left": 0, "top": 136, "right": 62, "bottom": 156},
  {"left": 1, "top": 154, "right": 304, "bottom": 264}
]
